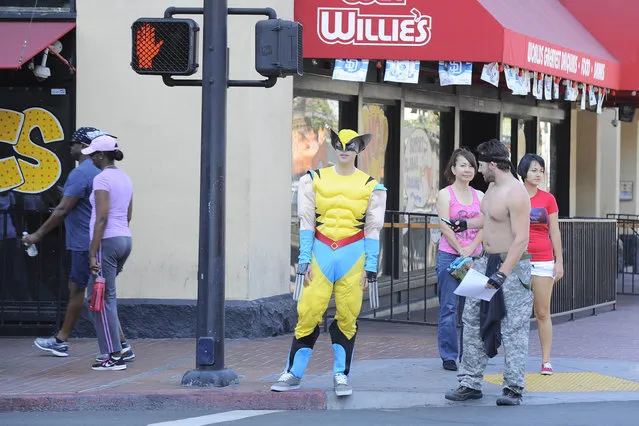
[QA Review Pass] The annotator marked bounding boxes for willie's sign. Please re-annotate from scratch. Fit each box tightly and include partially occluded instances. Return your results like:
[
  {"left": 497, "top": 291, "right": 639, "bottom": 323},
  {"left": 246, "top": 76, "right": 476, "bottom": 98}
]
[{"left": 297, "top": 0, "right": 433, "bottom": 60}]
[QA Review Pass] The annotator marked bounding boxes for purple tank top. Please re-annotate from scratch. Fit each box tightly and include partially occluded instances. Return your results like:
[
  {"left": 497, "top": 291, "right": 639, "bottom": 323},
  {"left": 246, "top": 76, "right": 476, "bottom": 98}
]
[{"left": 439, "top": 186, "right": 482, "bottom": 256}]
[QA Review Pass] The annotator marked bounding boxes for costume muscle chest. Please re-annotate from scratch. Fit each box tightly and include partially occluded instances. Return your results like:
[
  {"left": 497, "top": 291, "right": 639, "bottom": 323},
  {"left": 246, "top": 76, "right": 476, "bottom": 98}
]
[{"left": 312, "top": 167, "right": 377, "bottom": 241}]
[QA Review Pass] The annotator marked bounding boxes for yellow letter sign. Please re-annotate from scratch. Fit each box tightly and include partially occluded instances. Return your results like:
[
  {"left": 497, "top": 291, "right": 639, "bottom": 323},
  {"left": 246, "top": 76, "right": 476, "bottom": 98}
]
[{"left": 0, "top": 107, "right": 63, "bottom": 193}]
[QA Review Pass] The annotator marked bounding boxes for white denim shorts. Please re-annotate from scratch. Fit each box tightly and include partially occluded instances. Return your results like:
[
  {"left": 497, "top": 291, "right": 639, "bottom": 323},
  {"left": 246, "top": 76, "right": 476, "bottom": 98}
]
[{"left": 531, "top": 261, "right": 555, "bottom": 278}]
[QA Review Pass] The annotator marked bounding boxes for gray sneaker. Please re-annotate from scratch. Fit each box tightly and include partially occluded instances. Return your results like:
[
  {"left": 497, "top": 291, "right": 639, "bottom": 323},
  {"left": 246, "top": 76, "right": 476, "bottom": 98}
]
[
  {"left": 34, "top": 336, "right": 69, "bottom": 357},
  {"left": 334, "top": 373, "right": 352, "bottom": 397},
  {"left": 270, "top": 372, "right": 301, "bottom": 391}
]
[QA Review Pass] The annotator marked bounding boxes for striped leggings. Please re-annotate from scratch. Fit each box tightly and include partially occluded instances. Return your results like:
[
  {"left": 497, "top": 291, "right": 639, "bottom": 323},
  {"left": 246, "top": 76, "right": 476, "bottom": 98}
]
[{"left": 86, "top": 236, "right": 132, "bottom": 355}]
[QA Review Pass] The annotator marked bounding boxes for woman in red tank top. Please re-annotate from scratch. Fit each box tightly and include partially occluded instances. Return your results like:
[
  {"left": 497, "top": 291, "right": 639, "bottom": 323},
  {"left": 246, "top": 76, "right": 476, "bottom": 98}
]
[{"left": 517, "top": 154, "right": 564, "bottom": 376}]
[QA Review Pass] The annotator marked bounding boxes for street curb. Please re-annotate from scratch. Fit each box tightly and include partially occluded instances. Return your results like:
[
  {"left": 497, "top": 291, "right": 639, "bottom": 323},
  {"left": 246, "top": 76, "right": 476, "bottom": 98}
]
[{"left": 0, "top": 390, "right": 327, "bottom": 412}]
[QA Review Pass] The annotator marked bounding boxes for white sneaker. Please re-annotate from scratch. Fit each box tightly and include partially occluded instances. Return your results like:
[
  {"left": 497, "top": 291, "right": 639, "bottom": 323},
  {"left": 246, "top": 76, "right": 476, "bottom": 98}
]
[
  {"left": 541, "top": 362, "right": 553, "bottom": 375},
  {"left": 270, "top": 372, "right": 301, "bottom": 391},
  {"left": 334, "top": 373, "right": 352, "bottom": 397}
]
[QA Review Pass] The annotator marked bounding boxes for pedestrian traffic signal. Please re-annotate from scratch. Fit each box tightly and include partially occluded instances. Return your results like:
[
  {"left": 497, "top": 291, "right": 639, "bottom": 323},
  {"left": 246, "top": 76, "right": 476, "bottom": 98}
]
[
  {"left": 131, "top": 18, "right": 199, "bottom": 76},
  {"left": 255, "top": 19, "right": 303, "bottom": 78}
]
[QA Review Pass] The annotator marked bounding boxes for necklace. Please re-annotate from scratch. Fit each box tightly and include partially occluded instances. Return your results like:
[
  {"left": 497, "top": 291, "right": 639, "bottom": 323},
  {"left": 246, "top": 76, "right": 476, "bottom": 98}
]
[{"left": 453, "top": 183, "right": 469, "bottom": 193}]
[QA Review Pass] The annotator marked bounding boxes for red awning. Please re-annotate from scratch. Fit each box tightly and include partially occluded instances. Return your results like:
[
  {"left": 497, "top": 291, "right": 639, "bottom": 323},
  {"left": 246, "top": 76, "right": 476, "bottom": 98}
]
[
  {"left": 0, "top": 21, "right": 75, "bottom": 70},
  {"left": 295, "top": 0, "right": 620, "bottom": 88},
  {"left": 561, "top": 0, "right": 638, "bottom": 91}
]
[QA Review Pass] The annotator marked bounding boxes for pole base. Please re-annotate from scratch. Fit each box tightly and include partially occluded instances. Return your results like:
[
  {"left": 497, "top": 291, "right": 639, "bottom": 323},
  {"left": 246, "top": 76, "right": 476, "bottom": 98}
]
[{"left": 181, "top": 368, "right": 239, "bottom": 388}]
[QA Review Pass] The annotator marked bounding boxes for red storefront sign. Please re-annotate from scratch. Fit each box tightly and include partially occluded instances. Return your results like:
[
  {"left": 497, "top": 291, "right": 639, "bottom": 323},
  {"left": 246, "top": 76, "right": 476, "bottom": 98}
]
[
  {"left": 294, "top": 0, "right": 620, "bottom": 88},
  {"left": 561, "top": 0, "right": 639, "bottom": 91},
  {"left": 505, "top": 31, "right": 617, "bottom": 88}
]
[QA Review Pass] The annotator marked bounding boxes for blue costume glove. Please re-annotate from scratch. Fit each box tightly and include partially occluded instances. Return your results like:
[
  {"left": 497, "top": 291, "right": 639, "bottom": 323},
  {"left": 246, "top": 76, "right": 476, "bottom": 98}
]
[
  {"left": 298, "top": 230, "right": 314, "bottom": 264},
  {"left": 364, "top": 237, "right": 380, "bottom": 273}
]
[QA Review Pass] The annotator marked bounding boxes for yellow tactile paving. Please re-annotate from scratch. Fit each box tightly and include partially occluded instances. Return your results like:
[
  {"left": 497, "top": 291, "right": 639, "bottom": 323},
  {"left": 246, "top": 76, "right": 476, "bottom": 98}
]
[{"left": 484, "top": 372, "right": 639, "bottom": 392}]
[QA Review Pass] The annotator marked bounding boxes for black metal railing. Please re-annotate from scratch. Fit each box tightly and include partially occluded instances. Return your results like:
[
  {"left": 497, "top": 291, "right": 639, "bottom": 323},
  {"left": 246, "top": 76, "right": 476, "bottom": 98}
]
[
  {"left": 552, "top": 219, "right": 617, "bottom": 318},
  {"left": 0, "top": 209, "right": 67, "bottom": 335},
  {"left": 606, "top": 214, "right": 639, "bottom": 296},
  {"left": 290, "top": 213, "right": 619, "bottom": 327},
  {"left": 363, "top": 211, "right": 439, "bottom": 325}
]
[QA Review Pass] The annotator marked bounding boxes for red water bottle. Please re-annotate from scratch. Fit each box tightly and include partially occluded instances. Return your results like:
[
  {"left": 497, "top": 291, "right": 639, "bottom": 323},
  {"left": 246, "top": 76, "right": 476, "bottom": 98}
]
[{"left": 89, "top": 277, "right": 105, "bottom": 312}]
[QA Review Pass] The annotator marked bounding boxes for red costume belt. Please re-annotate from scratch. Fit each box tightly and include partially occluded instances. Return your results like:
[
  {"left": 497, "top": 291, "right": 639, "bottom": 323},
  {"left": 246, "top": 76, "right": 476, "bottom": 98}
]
[{"left": 315, "top": 230, "right": 364, "bottom": 250}]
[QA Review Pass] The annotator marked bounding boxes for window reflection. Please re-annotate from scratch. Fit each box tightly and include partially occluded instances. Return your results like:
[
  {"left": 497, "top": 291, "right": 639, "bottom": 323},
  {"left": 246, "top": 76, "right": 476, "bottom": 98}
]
[
  {"left": 538, "top": 121, "right": 552, "bottom": 191},
  {"left": 359, "top": 104, "right": 389, "bottom": 184},
  {"left": 402, "top": 108, "right": 439, "bottom": 213},
  {"left": 501, "top": 117, "right": 512, "bottom": 156},
  {"left": 290, "top": 96, "right": 340, "bottom": 285},
  {"left": 291, "top": 97, "right": 339, "bottom": 214},
  {"left": 400, "top": 107, "right": 440, "bottom": 274}
]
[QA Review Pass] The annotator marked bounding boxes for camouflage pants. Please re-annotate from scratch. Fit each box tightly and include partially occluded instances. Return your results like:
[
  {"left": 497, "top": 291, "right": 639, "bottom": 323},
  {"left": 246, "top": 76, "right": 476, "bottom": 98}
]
[{"left": 457, "top": 255, "right": 533, "bottom": 393}]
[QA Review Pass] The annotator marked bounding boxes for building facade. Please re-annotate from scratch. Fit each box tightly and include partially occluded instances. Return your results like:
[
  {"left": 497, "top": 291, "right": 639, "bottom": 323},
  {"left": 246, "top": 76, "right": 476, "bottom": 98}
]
[{"left": 2, "top": 0, "right": 639, "bottom": 336}]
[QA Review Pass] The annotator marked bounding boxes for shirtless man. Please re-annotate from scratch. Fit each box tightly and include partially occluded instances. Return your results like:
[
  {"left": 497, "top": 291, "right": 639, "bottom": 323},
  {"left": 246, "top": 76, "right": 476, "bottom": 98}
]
[{"left": 444, "top": 139, "right": 532, "bottom": 406}]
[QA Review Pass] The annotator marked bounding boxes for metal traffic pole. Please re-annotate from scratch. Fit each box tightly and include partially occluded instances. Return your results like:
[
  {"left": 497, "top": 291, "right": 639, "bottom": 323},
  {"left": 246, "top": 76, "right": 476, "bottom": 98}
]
[{"left": 181, "top": 0, "right": 238, "bottom": 387}]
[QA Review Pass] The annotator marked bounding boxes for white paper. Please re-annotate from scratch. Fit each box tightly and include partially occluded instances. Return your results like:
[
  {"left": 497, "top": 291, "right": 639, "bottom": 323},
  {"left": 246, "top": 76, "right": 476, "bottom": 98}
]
[
  {"left": 439, "top": 61, "right": 473, "bottom": 86},
  {"left": 454, "top": 269, "right": 498, "bottom": 301},
  {"left": 565, "top": 85, "right": 578, "bottom": 101},
  {"left": 536, "top": 77, "right": 544, "bottom": 100},
  {"left": 589, "top": 87, "right": 597, "bottom": 106},
  {"left": 532, "top": 74, "right": 539, "bottom": 97},
  {"left": 504, "top": 65, "right": 515, "bottom": 91},
  {"left": 580, "top": 86, "right": 586, "bottom": 110},
  {"left": 332, "top": 59, "right": 369, "bottom": 82},
  {"left": 544, "top": 75, "right": 552, "bottom": 100},
  {"left": 481, "top": 62, "right": 500, "bottom": 87},
  {"left": 384, "top": 60, "right": 420, "bottom": 84},
  {"left": 509, "top": 68, "right": 528, "bottom": 96},
  {"left": 553, "top": 81, "right": 559, "bottom": 99},
  {"left": 597, "top": 90, "right": 604, "bottom": 114}
]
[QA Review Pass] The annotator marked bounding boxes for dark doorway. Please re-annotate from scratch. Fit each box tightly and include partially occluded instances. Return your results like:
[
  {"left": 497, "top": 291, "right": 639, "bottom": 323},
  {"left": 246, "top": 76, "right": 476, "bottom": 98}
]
[{"left": 459, "top": 111, "right": 500, "bottom": 192}]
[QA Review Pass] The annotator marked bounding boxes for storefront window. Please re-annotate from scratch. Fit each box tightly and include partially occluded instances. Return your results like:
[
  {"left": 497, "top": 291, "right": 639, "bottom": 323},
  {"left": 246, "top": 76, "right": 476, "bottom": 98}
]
[
  {"left": 359, "top": 103, "right": 389, "bottom": 184},
  {"left": 0, "top": 0, "right": 72, "bottom": 12},
  {"left": 290, "top": 96, "right": 340, "bottom": 283},
  {"left": 517, "top": 120, "right": 528, "bottom": 167},
  {"left": 402, "top": 108, "right": 439, "bottom": 213},
  {"left": 291, "top": 96, "right": 339, "bottom": 214},
  {"left": 400, "top": 107, "right": 440, "bottom": 274},
  {"left": 538, "top": 121, "right": 552, "bottom": 191},
  {"left": 501, "top": 117, "right": 512, "bottom": 156}
]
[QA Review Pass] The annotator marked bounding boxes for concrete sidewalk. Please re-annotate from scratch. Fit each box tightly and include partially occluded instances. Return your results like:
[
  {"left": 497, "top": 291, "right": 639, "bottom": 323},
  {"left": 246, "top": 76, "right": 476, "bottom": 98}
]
[{"left": 1, "top": 296, "right": 638, "bottom": 412}]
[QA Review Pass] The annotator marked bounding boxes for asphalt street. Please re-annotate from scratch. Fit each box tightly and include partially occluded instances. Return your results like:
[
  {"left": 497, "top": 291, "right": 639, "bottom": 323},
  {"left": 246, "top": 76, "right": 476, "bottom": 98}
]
[{"left": 2, "top": 401, "right": 637, "bottom": 426}]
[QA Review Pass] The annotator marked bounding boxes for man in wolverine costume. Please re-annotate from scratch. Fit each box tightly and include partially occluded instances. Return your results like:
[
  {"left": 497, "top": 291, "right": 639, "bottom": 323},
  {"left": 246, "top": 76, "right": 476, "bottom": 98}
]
[{"left": 271, "top": 129, "right": 387, "bottom": 397}]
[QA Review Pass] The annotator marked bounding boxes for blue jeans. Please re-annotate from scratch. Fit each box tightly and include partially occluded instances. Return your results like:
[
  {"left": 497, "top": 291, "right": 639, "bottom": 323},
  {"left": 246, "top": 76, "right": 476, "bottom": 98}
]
[{"left": 436, "top": 250, "right": 464, "bottom": 362}]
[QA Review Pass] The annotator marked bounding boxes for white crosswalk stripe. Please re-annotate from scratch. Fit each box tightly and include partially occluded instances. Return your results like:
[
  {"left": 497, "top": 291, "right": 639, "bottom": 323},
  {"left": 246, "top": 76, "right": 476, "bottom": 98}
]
[{"left": 147, "top": 410, "right": 280, "bottom": 426}]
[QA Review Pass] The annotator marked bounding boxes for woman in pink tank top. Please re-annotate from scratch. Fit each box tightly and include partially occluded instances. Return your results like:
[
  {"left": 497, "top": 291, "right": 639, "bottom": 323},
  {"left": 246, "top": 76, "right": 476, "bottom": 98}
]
[{"left": 435, "top": 148, "right": 484, "bottom": 371}]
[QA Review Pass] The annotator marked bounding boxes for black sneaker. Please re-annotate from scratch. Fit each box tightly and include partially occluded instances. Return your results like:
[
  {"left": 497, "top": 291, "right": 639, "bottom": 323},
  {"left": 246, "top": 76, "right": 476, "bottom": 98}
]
[
  {"left": 34, "top": 336, "right": 69, "bottom": 357},
  {"left": 496, "top": 388, "right": 522, "bottom": 406},
  {"left": 445, "top": 386, "right": 483, "bottom": 401},
  {"left": 91, "top": 355, "right": 126, "bottom": 371},
  {"left": 443, "top": 360, "right": 458, "bottom": 371}
]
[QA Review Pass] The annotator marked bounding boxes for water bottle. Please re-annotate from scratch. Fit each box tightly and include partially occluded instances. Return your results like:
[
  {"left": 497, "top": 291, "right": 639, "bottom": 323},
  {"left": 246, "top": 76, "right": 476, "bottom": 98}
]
[
  {"left": 22, "top": 231, "right": 38, "bottom": 257},
  {"left": 89, "top": 277, "right": 106, "bottom": 312}
]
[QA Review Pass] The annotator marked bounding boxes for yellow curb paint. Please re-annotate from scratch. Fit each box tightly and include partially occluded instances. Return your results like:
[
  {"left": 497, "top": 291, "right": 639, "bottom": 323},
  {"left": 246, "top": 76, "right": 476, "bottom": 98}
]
[{"left": 483, "top": 372, "right": 639, "bottom": 392}]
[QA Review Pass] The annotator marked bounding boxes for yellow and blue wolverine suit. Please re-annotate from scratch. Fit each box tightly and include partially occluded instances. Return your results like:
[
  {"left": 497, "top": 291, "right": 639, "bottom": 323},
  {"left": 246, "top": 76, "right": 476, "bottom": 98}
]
[{"left": 285, "top": 165, "right": 387, "bottom": 379}]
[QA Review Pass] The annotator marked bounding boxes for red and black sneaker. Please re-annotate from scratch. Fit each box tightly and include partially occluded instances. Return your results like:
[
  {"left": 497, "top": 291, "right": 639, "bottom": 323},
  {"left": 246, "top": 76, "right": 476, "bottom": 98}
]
[{"left": 91, "top": 355, "right": 126, "bottom": 371}]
